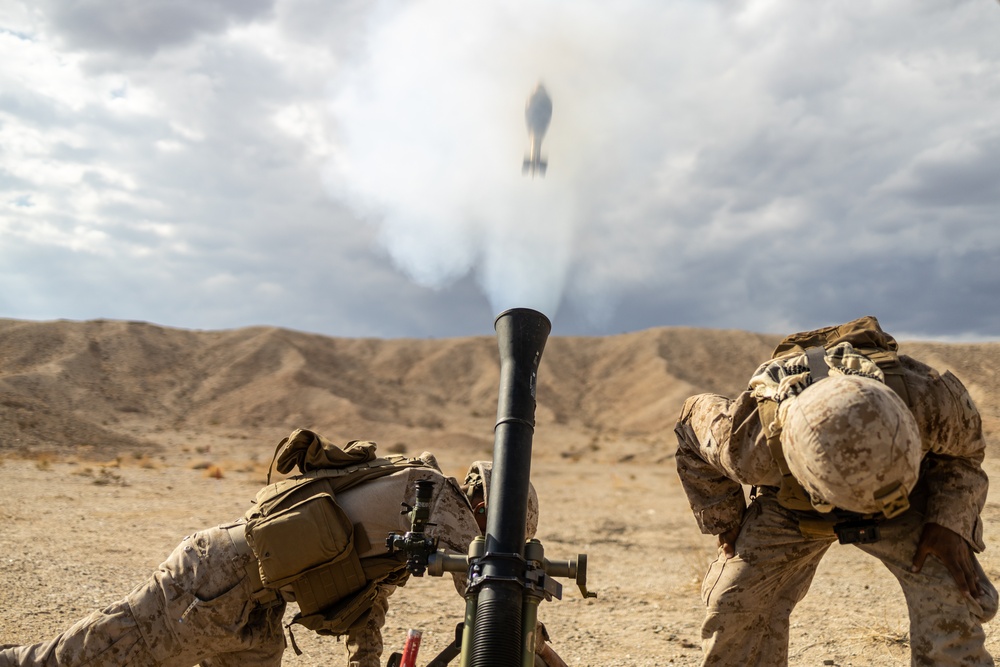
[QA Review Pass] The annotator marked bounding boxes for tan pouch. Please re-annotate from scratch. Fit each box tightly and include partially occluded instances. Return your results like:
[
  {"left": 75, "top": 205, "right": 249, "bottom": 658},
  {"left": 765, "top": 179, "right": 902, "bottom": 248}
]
[
  {"left": 246, "top": 492, "right": 357, "bottom": 589},
  {"left": 293, "top": 578, "right": 383, "bottom": 636}
]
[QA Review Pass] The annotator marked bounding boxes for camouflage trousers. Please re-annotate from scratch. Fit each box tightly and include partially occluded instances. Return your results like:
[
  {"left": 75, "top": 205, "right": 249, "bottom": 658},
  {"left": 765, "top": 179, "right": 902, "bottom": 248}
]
[
  {"left": 343, "top": 584, "right": 395, "bottom": 667},
  {"left": 699, "top": 489, "right": 997, "bottom": 667},
  {"left": 0, "top": 523, "right": 287, "bottom": 667}
]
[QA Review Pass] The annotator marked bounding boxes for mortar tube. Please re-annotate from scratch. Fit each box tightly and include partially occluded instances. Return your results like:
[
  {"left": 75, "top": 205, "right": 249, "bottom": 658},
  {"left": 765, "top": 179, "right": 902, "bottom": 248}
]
[{"left": 470, "top": 307, "right": 551, "bottom": 667}]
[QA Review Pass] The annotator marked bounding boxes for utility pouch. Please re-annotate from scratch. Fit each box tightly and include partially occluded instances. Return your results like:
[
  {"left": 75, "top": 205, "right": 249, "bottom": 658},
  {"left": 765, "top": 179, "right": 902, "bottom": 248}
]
[
  {"left": 245, "top": 490, "right": 366, "bottom": 614},
  {"left": 833, "top": 519, "right": 880, "bottom": 545},
  {"left": 293, "top": 578, "right": 383, "bottom": 636}
]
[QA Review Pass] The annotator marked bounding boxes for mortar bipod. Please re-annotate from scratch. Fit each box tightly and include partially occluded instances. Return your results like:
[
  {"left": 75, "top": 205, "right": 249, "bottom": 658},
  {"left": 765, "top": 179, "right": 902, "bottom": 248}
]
[
  {"left": 427, "top": 537, "right": 595, "bottom": 600},
  {"left": 424, "top": 536, "right": 595, "bottom": 667}
]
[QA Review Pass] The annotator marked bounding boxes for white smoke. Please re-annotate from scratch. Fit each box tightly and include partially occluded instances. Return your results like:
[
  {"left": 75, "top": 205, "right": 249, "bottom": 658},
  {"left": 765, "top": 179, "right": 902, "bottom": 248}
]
[
  {"left": 322, "top": 0, "right": 612, "bottom": 320},
  {"left": 322, "top": 0, "right": 1000, "bottom": 334}
]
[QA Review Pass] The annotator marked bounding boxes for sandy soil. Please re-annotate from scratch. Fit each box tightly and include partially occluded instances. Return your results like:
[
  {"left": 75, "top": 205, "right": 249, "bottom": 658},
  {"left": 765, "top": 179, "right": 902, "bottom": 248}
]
[{"left": 2, "top": 318, "right": 999, "bottom": 665}]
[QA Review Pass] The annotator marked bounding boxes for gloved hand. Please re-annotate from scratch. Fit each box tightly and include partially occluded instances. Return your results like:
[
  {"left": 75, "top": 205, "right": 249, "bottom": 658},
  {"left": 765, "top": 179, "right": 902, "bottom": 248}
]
[
  {"left": 912, "top": 522, "right": 981, "bottom": 598},
  {"left": 718, "top": 524, "right": 741, "bottom": 559}
]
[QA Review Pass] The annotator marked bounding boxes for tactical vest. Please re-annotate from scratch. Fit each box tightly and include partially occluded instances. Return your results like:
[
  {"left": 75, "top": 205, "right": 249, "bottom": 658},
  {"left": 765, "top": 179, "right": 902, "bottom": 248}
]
[
  {"left": 757, "top": 316, "right": 914, "bottom": 519},
  {"left": 244, "top": 429, "right": 434, "bottom": 636}
]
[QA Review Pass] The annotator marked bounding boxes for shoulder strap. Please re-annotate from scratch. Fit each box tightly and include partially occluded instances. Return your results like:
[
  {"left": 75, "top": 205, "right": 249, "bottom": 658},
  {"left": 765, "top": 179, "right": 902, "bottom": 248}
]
[
  {"left": 247, "top": 455, "right": 434, "bottom": 525},
  {"left": 297, "top": 455, "right": 431, "bottom": 496},
  {"left": 805, "top": 347, "right": 829, "bottom": 380},
  {"left": 858, "top": 348, "right": 912, "bottom": 407}
]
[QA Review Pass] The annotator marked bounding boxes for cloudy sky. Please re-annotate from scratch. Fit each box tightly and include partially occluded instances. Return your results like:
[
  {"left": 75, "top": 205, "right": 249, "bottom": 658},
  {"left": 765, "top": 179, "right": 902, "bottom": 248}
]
[{"left": 2, "top": 0, "right": 999, "bottom": 340}]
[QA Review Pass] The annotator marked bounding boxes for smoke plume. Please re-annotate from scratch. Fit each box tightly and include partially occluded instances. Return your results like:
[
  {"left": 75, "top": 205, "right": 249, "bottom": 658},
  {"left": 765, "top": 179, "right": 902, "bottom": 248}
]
[
  {"left": 322, "top": 0, "right": 601, "bottom": 321},
  {"left": 322, "top": 0, "right": 1000, "bottom": 336}
]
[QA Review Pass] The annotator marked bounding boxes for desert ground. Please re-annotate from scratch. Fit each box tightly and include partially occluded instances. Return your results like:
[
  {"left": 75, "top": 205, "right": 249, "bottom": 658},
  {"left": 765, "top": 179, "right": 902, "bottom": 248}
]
[{"left": 2, "top": 317, "right": 999, "bottom": 666}]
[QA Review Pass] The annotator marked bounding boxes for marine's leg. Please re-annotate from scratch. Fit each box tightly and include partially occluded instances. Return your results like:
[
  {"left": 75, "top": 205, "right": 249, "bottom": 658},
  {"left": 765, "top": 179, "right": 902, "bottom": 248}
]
[
  {"left": 0, "top": 525, "right": 275, "bottom": 667},
  {"left": 0, "top": 530, "right": 240, "bottom": 667},
  {"left": 0, "top": 595, "right": 151, "bottom": 667},
  {"left": 198, "top": 603, "right": 286, "bottom": 667},
  {"left": 700, "top": 491, "right": 833, "bottom": 667},
  {"left": 345, "top": 584, "right": 396, "bottom": 667},
  {"left": 126, "top": 524, "right": 284, "bottom": 666},
  {"left": 857, "top": 504, "right": 997, "bottom": 666}
]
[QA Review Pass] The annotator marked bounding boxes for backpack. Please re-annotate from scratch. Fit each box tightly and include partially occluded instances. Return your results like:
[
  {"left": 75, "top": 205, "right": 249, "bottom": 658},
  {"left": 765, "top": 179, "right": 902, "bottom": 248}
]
[
  {"left": 769, "top": 315, "right": 912, "bottom": 407},
  {"left": 244, "top": 428, "right": 433, "bottom": 635},
  {"left": 757, "top": 316, "right": 913, "bottom": 517}
]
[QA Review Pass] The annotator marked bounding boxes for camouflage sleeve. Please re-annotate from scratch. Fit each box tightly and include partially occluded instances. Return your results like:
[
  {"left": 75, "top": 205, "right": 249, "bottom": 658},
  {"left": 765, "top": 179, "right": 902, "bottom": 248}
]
[
  {"left": 427, "top": 478, "right": 481, "bottom": 595},
  {"left": 674, "top": 393, "right": 748, "bottom": 535},
  {"left": 345, "top": 583, "right": 395, "bottom": 667},
  {"left": 915, "top": 370, "right": 989, "bottom": 551}
]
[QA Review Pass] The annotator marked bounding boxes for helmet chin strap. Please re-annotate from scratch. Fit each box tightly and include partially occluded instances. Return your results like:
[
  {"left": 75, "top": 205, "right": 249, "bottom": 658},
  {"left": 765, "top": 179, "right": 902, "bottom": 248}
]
[
  {"left": 804, "top": 479, "right": 910, "bottom": 518},
  {"left": 808, "top": 495, "right": 835, "bottom": 514},
  {"left": 875, "top": 482, "right": 910, "bottom": 519}
]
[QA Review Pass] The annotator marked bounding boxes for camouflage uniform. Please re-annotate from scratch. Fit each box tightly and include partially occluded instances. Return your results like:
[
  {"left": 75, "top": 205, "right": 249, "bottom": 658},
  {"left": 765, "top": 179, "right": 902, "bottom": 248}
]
[
  {"left": 675, "top": 353, "right": 997, "bottom": 666},
  {"left": 0, "top": 463, "right": 480, "bottom": 667}
]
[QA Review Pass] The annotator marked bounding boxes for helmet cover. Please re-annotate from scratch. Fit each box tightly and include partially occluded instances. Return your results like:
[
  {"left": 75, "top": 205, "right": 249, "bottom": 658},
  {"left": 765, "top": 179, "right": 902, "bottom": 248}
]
[
  {"left": 465, "top": 461, "right": 539, "bottom": 539},
  {"left": 779, "top": 375, "right": 921, "bottom": 515}
]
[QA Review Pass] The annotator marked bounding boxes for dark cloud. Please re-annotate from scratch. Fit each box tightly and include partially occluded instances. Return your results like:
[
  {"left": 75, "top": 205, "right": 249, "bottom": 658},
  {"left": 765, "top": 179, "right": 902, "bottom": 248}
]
[
  {"left": 880, "top": 135, "right": 1000, "bottom": 209},
  {"left": 37, "top": 0, "right": 275, "bottom": 56}
]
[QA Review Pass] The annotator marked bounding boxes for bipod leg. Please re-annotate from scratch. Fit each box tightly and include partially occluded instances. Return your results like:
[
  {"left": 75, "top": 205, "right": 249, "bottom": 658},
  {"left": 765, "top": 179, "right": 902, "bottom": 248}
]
[{"left": 426, "top": 623, "right": 464, "bottom": 667}]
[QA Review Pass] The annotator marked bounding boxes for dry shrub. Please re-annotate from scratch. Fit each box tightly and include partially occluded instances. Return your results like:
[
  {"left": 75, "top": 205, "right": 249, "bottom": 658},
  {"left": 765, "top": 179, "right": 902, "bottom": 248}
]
[
  {"left": 845, "top": 617, "right": 909, "bottom": 662},
  {"left": 34, "top": 453, "right": 57, "bottom": 470},
  {"left": 204, "top": 465, "right": 224, "bottom": 479},
  {"left": 93, "top": 467, "right": 128, "bottom": 487},
  {"left": 133, "top": 455, "right": 159, "bottom": 469},
  {"left": 231, "top": 459, "right": 270, "bottom": 478}
]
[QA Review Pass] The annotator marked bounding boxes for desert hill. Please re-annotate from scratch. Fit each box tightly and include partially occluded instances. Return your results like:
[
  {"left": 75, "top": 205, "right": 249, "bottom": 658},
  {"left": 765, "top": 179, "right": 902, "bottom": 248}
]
[{"left": 2, "top": 317, "right": 998, "bottom": 462}]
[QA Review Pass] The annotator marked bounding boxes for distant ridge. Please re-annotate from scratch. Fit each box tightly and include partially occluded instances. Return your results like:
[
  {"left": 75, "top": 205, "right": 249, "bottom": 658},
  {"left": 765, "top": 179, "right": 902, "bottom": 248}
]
[{"left": 1, "top": 318, "right": 997, "bottom": 460}]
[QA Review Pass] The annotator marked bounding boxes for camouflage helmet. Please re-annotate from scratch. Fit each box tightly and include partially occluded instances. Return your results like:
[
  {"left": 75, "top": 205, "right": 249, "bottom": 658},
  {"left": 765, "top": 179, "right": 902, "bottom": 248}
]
[
  {"left": 779, "top": 374, "right": 921, "bottom": 516},
  {"left": 465, "top": 461, "right": 539, "bottom": 539}
]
